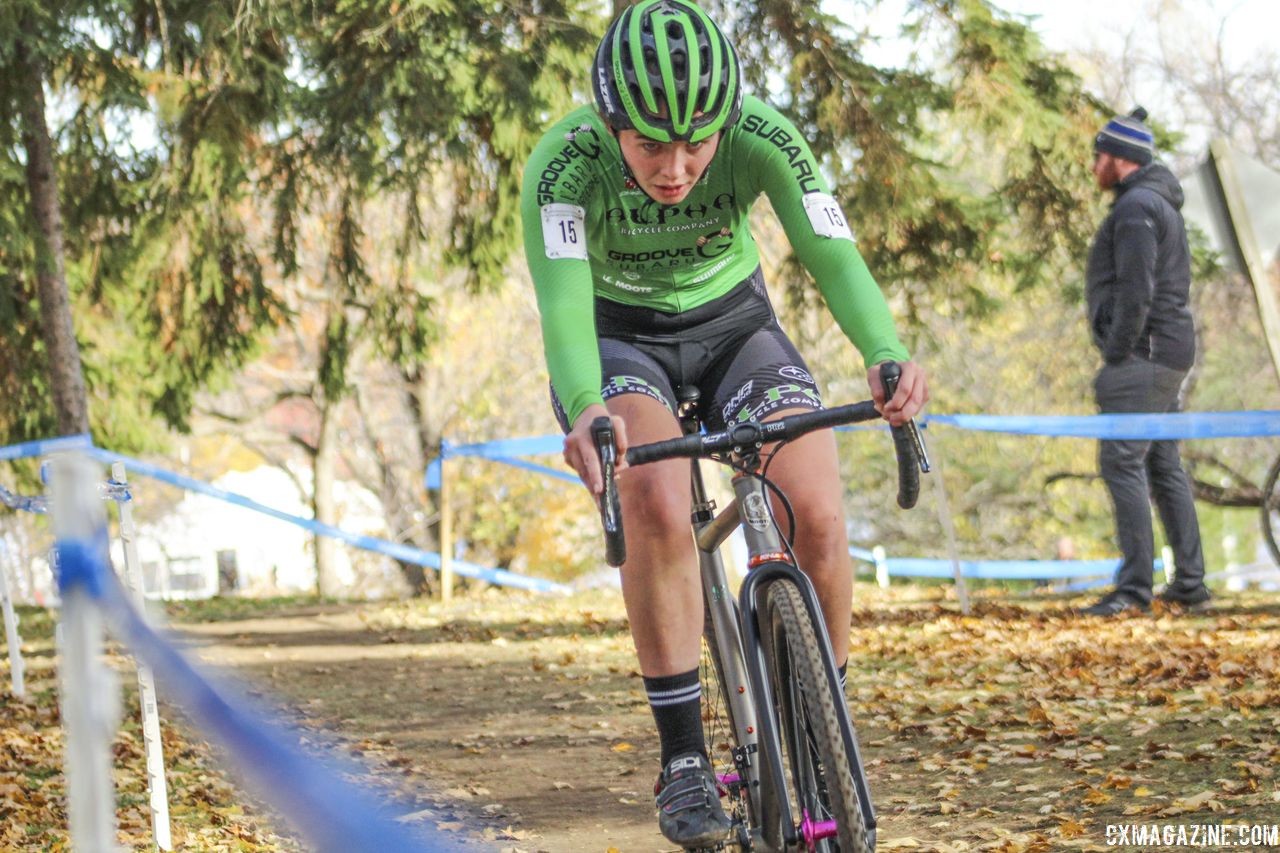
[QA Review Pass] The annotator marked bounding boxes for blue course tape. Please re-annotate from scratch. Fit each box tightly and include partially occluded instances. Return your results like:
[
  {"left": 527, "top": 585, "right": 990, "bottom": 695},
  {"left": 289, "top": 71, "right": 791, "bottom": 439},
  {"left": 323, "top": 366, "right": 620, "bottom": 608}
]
[
  {"left": 848, "top": 549, "right": 1170, "bottom": 582},
  {"left": 488, "top": 457, "right": 580, "bottom": 485},
  {"left": 422, "top": 409, "right": 1277, "bottom": 492},
  {"left": 1, "top": 483, "right": 49, "bottom": 514},
  {"left": 56, "top": 529, "right": 111, "bottom": 598},
  {"left": 850, "top": 546, "right": 876, "bottom": 563},
  {"left": 80, "top": 448, "right": 571, "bottom": 596},
  {"left": 874, "top": 557, "right": 1122, "bottom": 580},
  {"left": 427, "top": 453, "right": 578, "bottom": 490},
  {"left": 422, "top": 428, "right": 893, "bottom": 491},
  {"left": 0, "top": 433, "right": 93, "bottom": 462},
  {"left": 1, "top": 480, "right": 131, "bottom": 515},
  {"left": 427, "top": 436, "right": 574, "bottom": 490},
  {"left": 61, "top": 534, "right": 472, "bottom": 852},
  {"left": 926, "top": 411, "right": 1280, "bottom": 439},
  {"left": 445, "top": 435, "right": 564, "bottom": 460}
]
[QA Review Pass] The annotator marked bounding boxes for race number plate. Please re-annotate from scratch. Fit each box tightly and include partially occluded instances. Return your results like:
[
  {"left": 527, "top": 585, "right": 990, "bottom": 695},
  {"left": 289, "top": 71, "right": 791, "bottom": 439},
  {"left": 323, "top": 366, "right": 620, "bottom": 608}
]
[
  {"left": 541, "top": 203, "right": 589, "bottom": 260},
  {"left": 802, "top": 192, "right": 854, "bottom": 241}
]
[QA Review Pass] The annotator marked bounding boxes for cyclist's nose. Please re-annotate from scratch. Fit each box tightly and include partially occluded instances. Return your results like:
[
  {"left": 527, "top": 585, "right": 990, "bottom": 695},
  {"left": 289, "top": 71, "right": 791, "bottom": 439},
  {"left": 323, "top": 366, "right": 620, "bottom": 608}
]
[{"left": 657, "top": 149, "right": 692, "bottom": 180}]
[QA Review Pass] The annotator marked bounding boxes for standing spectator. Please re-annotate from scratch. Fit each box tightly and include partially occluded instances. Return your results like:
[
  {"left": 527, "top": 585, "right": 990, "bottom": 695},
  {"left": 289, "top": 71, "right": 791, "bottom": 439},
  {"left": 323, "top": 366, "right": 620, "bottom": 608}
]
[{"left": 1079, "top": 108, "right": 1211, "bottom": 616}]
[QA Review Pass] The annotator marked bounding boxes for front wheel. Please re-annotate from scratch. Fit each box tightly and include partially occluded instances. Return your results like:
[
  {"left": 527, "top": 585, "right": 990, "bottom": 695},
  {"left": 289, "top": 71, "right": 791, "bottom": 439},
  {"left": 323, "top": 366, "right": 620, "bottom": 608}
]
[{"left": 763, "top": 580, "right": 869, "bottom": 852}]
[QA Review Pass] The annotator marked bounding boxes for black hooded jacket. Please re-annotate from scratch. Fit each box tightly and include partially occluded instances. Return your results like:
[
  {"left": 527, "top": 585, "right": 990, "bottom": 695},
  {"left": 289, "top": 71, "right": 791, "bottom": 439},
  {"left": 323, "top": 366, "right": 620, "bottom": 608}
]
[{"left": 1085, "top": 162, "right": 1195, "bottom": 370}]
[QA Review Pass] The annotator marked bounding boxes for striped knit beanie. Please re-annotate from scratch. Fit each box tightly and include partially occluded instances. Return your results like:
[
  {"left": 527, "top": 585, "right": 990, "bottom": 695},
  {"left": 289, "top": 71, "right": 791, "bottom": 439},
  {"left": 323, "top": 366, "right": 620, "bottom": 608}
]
[{"left": 1094, "top": 107, "right": 1154, "bottom": 165}]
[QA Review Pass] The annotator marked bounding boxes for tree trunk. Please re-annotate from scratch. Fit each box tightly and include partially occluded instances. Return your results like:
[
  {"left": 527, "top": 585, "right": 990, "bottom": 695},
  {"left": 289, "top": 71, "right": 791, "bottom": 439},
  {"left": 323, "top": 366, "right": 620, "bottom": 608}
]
[
  {"left": 405, "top": 365, "right": 449, "bottom": 597},
  {"left": 350, "top": 380, "right": 438, "bottom": 597},
  {"left": 313, "top": 398, "right": 339, "bottom": 597},
  {"left": 15, "top": 33, "right": 90, "bottom": 437}
]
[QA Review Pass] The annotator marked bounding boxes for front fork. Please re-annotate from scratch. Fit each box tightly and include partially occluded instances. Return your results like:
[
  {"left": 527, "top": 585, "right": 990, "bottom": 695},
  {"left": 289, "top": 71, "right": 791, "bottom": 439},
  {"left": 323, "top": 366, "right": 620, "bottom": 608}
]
[{"left": 700, "top": 464, "right": 878, "bottom": 851}]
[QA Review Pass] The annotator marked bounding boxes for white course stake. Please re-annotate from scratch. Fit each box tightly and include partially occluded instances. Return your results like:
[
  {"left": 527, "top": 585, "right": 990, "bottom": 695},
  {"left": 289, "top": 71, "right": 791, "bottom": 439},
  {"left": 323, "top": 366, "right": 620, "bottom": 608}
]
[
  {"left": 50, "top": 453, "right": 121, "bottom": 853},
  {"left": 0, "top": 541, "right": 25, "bottom": 698},
  {"left": 111, "top": 463, "right": 173, "bottom": 850}
]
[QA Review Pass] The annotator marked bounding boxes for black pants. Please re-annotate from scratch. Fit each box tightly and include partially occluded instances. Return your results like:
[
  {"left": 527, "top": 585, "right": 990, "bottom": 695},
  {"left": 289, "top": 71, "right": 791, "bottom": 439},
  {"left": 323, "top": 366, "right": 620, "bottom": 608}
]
[{"left": 1094, "top": 356, "right": 1205, "bottom": 603}]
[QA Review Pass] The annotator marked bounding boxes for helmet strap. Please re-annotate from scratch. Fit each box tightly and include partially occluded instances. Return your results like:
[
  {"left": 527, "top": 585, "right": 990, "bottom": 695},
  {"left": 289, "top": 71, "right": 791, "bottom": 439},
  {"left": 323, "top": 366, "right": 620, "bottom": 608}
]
[{"left": 607, "top": 124, "right": 641, "bottom": 189}]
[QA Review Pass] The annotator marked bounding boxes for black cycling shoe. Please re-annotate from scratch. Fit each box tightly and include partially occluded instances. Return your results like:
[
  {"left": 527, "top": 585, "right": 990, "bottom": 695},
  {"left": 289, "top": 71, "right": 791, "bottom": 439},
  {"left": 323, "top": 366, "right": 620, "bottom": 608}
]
[
  {"left": 654, "top": 752, "right": 732, "bottom": 850},
  {"left": 1079, "top": 591, "right": 1150, "bottom": 617},
  {"left": 1157, "top": 584, "right": 1212, "bottom": 611}
]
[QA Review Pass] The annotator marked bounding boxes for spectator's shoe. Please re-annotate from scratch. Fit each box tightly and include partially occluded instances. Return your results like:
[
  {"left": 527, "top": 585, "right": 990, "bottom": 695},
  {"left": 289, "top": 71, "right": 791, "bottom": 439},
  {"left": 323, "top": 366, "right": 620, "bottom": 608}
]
[
  {"left": 1157, "top": 584, "right": 1213, "bottom": 612},
  {"left": 654, "top": 752, "right": 731, "bottom": 849},
  {"left": 1079, "top": 591, "right": 1150, "bottom": 617}
]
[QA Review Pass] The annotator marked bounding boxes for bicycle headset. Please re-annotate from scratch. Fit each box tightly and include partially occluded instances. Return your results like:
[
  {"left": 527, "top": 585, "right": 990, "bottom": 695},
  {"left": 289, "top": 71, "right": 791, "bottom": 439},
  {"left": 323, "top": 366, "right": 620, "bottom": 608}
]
[{"left": 591, "top": 0, "right": 743, "bottom": 143}]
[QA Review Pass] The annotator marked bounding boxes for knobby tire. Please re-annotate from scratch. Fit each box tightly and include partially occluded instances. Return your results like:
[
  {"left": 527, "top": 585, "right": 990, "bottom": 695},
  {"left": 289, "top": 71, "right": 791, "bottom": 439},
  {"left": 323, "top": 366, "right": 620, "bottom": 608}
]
[{"left": 764, "top": 580, "right": 869, "bottom": 853}]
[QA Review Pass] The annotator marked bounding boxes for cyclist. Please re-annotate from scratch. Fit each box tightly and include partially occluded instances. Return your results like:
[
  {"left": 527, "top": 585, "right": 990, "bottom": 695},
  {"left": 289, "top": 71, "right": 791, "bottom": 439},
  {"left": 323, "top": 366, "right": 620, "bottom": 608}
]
[{"left": 520, "top": 0, "right": 928, "bottom": 846}]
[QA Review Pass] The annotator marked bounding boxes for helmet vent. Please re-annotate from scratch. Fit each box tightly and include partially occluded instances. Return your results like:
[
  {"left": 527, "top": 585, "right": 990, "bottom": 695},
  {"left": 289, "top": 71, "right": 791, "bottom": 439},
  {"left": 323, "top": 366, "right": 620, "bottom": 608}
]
[
  {"left": 591, "top": 0, "right": 742, "bottom": 141},
  {"left": 644, "top": 47, "right": 659, "bottom": 75}
]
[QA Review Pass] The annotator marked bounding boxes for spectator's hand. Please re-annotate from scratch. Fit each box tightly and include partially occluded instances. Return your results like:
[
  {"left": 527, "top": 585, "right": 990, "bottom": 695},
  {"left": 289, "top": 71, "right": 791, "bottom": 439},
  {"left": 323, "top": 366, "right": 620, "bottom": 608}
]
[
  {"left": 563, "top": 404, "right": 629, "bottom": 496},
  {"left": 868, "top": 360, "right": 929, "bottom": 426}
]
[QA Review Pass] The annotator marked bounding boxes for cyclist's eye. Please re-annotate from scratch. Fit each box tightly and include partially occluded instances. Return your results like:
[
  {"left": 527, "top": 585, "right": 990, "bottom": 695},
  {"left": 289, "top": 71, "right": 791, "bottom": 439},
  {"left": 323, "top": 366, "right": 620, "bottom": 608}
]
[{"left": 641, "top": 143, "right": 662, "bottom": 154}]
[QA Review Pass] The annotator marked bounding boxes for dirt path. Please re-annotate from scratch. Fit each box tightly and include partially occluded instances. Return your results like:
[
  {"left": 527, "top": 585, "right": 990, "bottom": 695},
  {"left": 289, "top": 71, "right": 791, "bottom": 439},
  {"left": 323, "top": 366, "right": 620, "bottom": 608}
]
[
  {"left": 176, "top": 593, "right": 671, "bottom": 852},
  {"left": 169, "top": 589, "right": 1280, "bottom": 853}
]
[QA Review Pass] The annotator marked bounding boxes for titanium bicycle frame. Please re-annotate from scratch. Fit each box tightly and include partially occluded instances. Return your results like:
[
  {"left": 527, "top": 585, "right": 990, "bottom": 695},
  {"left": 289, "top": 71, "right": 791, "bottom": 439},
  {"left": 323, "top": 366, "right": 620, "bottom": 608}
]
[{"left": 681, "top": 398, "right": 878, "bottom": 852}]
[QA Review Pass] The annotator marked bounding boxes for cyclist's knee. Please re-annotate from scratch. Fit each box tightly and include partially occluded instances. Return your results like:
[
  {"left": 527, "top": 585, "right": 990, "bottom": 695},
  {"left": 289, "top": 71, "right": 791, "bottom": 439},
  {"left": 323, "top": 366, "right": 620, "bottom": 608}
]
[
  {"left": 620, "top": 466, "right": 689, "bottom": 534},
  {"left": 789, "top": 503, "right": 848, "bottom": 562}
]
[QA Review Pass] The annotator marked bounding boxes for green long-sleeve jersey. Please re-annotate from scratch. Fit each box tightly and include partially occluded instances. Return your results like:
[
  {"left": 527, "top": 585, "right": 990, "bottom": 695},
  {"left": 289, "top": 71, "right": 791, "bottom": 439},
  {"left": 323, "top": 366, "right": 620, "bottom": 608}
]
[{"left": 521, "top": 94, "right": 909, "bottom": 425}]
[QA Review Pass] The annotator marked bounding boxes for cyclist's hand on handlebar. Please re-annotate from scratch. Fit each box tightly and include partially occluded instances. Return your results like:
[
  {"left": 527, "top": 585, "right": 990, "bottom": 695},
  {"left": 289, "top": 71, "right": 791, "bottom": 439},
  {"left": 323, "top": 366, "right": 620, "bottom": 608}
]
[
  {"left": 564, "top": 404, "right": 629, "bottom": 495},
  {"left": 868, "top": 360, "right": 929, "bottom": 426}
]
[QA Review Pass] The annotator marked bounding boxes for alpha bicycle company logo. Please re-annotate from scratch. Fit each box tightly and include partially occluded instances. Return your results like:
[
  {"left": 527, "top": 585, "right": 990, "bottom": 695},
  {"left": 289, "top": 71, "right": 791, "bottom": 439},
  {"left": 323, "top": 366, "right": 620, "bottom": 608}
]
[{"left": 605, "top": 192, "right": 735, "bottom": 228}]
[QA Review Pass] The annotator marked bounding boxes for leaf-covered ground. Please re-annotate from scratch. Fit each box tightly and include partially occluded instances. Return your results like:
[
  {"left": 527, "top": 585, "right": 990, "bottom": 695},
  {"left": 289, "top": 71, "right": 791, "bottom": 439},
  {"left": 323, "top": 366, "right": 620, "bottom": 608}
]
[
  {"left": 0, "top": 606, "right": 304, "bottom": 852},
  {"left": 3, "top": 587, "right": 1279, "bottom": 851}
]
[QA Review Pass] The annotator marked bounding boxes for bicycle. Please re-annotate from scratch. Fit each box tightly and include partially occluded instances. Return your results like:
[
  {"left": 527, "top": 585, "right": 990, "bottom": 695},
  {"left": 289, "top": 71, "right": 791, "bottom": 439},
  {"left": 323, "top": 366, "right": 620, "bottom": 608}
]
[{"left": 591, "top": 362, "right": 929, "bottom": 852}]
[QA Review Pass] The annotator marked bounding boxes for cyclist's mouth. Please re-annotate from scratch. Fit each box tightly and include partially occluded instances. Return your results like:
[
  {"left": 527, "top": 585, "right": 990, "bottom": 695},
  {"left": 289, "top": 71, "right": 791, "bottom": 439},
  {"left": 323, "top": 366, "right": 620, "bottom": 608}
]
[{"left": 654, "top": 184, "right": 688, "bottom": 200}]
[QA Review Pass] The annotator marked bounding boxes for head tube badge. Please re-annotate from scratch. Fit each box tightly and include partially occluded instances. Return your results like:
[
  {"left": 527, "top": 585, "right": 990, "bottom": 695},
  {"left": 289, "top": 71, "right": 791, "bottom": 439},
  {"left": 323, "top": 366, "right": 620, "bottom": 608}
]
[{"left": 743, "top": 492, "right": 770, "bottom": 532}]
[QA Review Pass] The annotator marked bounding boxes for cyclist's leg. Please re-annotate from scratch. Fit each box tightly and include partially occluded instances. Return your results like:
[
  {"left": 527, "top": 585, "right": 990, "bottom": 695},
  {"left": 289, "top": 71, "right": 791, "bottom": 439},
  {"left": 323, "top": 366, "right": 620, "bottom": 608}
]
[
  {"left": 707, "top": 330, "right": 853, "bottom": 667},
  {"left": 607, "top": 389, "right": 703, "bottom": 678},
  {"left": 550, "top": 340, "right": 702, "bottom": 676},
  {"left": 760, "top": 423, "right": 853, "bottom": 667},
  {"left": 556, "top": 339, "right": 731, "bottom": 847},
  {"left": 610, "top": 394, "right": 736, "bottom": 848}
]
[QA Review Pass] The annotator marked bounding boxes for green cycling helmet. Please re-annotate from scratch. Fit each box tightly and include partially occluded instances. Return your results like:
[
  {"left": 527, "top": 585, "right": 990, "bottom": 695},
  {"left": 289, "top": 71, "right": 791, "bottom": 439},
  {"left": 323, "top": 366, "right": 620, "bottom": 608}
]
[{"left": 592, "top": 0, "right": 742, "bottom": 143}]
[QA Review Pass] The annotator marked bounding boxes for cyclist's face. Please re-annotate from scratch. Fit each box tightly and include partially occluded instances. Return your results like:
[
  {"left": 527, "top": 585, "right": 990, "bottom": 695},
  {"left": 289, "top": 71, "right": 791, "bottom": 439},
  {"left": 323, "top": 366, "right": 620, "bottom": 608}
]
[{"left": 617, "top": 130, "right": 721, "bottom": 204}]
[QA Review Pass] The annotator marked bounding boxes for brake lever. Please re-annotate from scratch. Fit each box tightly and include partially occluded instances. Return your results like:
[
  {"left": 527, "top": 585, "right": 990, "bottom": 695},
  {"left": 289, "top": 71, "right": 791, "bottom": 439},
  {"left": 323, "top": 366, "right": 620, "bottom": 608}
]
[
  {"left": 905, "top": 420, "right": 931, "bottom": 473},
  {"left": 880, "top": 363, "right": 930, "bottom": 473}
]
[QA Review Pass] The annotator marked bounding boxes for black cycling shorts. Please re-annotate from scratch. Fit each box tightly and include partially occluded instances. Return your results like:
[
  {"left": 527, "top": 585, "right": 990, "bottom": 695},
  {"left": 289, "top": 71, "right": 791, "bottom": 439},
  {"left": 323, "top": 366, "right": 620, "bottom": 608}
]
[{"left": 551, "top": 267, "right": 823, "bottom": 433}]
